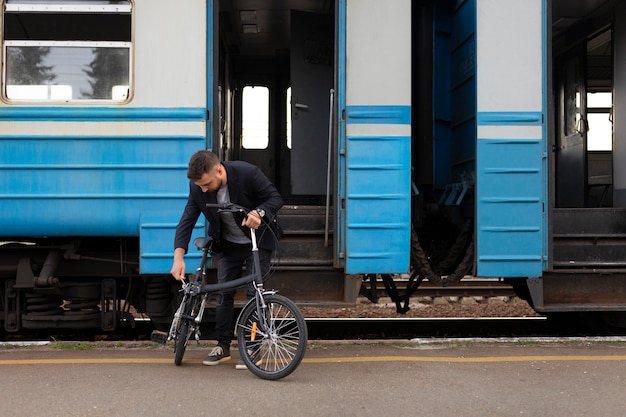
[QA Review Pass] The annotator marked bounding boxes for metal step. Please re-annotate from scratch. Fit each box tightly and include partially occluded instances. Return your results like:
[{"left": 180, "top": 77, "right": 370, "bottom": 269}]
[
  {"left": 269, "top": 205, "right": 356, "bottom": 303},
  {"left": 273, "top": 205, "right": 334, "bottom": 268},
  {"left": 552, "top": 208, "right": 626, "bottom": 268}
]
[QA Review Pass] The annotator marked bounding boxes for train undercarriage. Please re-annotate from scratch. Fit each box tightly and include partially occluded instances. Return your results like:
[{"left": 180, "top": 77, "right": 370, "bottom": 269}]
[{"left": 0, "top": 238, "right": 173, "bottom": 333}]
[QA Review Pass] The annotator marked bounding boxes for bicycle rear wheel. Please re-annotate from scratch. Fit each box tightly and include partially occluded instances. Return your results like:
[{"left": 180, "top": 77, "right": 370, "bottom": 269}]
[{"left": 236, "top": 294, "right": 307, "bottom": 380}]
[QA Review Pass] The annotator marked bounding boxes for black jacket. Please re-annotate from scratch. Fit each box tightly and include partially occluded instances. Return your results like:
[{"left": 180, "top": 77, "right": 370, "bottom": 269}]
[{"left": 173, "top": 161, "right": 283, "bottom": 253}]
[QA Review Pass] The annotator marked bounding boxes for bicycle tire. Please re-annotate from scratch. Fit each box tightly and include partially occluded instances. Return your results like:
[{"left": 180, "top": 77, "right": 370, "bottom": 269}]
[
  {"left": 174, "top": 319, "right": 191, "bottom": 366},
  {"left": 168, "top": 292, "right": 187, "bottom": 340},
  {"left": 172, "top": 294, "right": 199, "bottom": 366},
  {"left": 236, "top": 294, "right": 307, "bottom": 380}
]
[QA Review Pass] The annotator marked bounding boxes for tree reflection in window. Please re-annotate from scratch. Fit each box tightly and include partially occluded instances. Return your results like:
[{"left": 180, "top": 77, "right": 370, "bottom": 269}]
[
  {"left": 82, "top": 48, "right": 130, "bottom": 100},
  {"left": 6, "top": 46, "right": 56, "bottom": 85}
]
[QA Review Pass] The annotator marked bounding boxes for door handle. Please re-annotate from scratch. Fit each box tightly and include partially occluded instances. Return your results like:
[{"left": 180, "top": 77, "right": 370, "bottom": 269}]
[{"left": 293, "top": 98, "right": 308, "bottom": 119}]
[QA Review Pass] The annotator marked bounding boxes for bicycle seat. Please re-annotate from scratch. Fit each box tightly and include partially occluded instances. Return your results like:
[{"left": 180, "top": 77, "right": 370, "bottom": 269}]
[{"left": 193, "top": 237, "right": 213, "bottom": 250}]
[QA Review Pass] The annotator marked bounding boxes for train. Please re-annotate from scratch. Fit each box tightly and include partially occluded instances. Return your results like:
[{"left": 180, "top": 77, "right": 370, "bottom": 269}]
[{"left": 2, "top": 0, "right": 626, "bottom": 334}]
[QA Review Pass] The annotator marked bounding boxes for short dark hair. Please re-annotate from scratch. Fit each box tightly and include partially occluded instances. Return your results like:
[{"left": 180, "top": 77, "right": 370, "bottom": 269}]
[{"left": 187, "top": 150, "right": 220, "bottom": 180}]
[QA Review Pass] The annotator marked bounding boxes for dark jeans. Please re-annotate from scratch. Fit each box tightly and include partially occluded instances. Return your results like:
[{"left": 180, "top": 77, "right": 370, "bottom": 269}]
[{"left": 213, "top": 240, "right": 272, "bottom": 348}]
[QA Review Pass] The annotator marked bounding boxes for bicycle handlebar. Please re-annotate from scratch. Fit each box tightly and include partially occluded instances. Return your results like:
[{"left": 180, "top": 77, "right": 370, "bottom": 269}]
[{"left": 205, "top": 202, "right": 248, "bottom": 213}]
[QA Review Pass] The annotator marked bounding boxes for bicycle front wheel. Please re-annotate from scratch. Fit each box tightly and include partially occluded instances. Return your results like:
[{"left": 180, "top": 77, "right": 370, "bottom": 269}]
[
  {"left": 236, "top": 294, "right": 307, "bottom": 380},
  {"left": 174, "top": 319, "right": 191, "bottom": 366},
  {"left": 172, "top": 294, "right": 199, "bottom": 366}
]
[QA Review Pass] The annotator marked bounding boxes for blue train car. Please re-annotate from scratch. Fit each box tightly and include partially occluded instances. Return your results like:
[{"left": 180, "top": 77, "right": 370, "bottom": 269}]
[
  {"left": 2, "top": 0, "right": 626, "bottom": 333},
  {"left": 0, "top": 0, "right": 209, "bottom": 330}
]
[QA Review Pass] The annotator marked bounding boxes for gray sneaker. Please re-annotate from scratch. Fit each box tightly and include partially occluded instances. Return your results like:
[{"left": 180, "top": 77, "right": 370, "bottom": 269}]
[{"left": 202, "top": 345, "right": 231, "bottom": 366}]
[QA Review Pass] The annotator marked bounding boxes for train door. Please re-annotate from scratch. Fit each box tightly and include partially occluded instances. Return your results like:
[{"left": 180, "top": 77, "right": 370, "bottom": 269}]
[
  {"left": 555, "top": 47, "right": 588, "bottom": 208},
  {"left": 474, "top": 0, "right": 547, "bottom": 278},
  {"left": 290, "top": 11, "right": 334, "bottom": 196},
  {"left": 339, "top": 0, "right": 412, "bottom": 274}
]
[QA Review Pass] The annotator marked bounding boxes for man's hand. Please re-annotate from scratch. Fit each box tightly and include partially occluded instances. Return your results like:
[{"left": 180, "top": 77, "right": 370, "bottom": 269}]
[
  {"left": 171, "top": 248, "right": 187, "bottom": 281},
  {"left": 242, "top": 210, "right": 263, "bottom": 229}
]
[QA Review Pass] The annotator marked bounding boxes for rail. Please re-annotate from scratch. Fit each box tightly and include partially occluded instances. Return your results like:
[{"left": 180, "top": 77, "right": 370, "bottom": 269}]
[{"left": 360, "top": 275, "right": 517, "bottom": 313}]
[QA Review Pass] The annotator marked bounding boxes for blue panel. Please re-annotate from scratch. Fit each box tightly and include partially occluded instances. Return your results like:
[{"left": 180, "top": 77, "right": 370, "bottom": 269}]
[
  {"left": 477, "top": 136, "right": 544, "bottom": 277},
  {"left": 0, "top": 107, "right": 206, "bottom": 121},
  {"left": 346, "top": 106, "right": 411, "bottom": 125},
  {"left": 345, "top": 135, "right": 411, "bottom": 274},
  {"left": 478, "top": 112, "right": 543, "bottom": 125},
  {"left": 0, "top": 134, "right": 205, "bottom": 236},
  {"left": 140, "top": 218, "right": 204, "bottom": 274}
]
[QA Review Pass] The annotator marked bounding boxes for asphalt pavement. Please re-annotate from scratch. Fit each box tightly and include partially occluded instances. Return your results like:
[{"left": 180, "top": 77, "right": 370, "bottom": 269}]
[{"left": 1, "top": 338, "right": 625, "bottom": 417}]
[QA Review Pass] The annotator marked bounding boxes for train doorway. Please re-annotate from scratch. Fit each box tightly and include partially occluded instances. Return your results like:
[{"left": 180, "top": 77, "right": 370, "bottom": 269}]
[
  {"left": 213, "top": 1, "right": 350, "bottom": 302},
  {"left": 217, "top": 1, "right": 335, "bottom": 205},
  {"left": 550, "top": 1, "right": 626, "bottom": 271}
]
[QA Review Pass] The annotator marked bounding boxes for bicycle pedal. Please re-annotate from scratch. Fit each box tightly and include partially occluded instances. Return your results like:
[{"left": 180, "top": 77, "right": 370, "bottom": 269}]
[{"left": 150, "top": 330, "right": 168, "bottom": 344}]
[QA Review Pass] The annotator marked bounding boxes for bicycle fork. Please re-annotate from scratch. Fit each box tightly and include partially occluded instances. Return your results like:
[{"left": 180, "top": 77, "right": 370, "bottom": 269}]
[{"left": 192, "top": 294, "right": 208, "bottom": 341}]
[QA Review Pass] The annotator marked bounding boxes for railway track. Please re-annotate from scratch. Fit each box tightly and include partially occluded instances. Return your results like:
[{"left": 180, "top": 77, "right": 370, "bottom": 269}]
[
  {"left": 358, "top": 276, "right": 518, "bottom": 307},
  {"left": 398, "top": 278, "right": 514, "bottom": 297}
]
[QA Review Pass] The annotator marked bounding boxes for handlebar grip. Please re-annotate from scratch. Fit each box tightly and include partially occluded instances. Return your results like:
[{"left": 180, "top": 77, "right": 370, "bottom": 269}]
[{"left": 205, "top": 203, "right": 231, "bottom": 210}]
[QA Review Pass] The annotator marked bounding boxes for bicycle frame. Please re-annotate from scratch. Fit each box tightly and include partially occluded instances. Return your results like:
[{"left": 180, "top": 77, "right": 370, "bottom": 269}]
[{"left": 167, "top": 225, "right": 269, "bottom": 343}]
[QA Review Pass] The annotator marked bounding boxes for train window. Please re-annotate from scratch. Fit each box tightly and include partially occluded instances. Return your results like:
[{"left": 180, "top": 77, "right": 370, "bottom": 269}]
[
  {"left": 587, "top": 92, "right": 612, "bottom": 151},
  {"left": 2, "top": 0, "right": 132, "bottom": 102},
  {"left": 241, "top": 86, "right": 269, "bottom": 149}
]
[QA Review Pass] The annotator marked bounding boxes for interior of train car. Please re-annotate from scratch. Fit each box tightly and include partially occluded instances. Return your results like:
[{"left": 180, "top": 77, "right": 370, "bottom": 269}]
[{"left": 216, "top": 0, "right": 335, "bottom": 206}]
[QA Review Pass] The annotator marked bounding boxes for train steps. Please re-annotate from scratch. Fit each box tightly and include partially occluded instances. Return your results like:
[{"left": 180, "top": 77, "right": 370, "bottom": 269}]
[
  {"left": 552, "top": 207, "right": 626, "bottom": 271},
  {"left": 272, "top": 205, "right": 334, "bottom": 267},
  {"left": 263, "top": 205, "right": 359, "bottom": 305}
]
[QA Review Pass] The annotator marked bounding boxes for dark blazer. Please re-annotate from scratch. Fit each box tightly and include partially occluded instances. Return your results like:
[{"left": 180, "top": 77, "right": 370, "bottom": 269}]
[{"left": 173, "top": 161, "right": 283, "bottom": 253}]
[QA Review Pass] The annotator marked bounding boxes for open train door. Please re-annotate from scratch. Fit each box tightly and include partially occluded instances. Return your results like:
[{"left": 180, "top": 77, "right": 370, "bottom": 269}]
[
  {"left": 290, "top": 10, "right": 334, "bottom": 195},
  {"left": 338, "top": 0, "right": 412, "bottom": 274},
  {"left": 474, "top": 0, "right": 548, "bottom": 277}
]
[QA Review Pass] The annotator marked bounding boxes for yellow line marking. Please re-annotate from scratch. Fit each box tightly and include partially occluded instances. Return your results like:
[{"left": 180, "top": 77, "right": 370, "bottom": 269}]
[
  {"left": 1, "top": 355, "right": 626, "bottom": 365},
  {"left": 303, "top": 355, "right": 626, "bottom": 363}
]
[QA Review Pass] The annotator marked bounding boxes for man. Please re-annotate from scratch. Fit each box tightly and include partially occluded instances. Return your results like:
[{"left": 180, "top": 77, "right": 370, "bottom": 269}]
[{"left": 171, "top": 150, "right": 283, "bottom": 369}]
